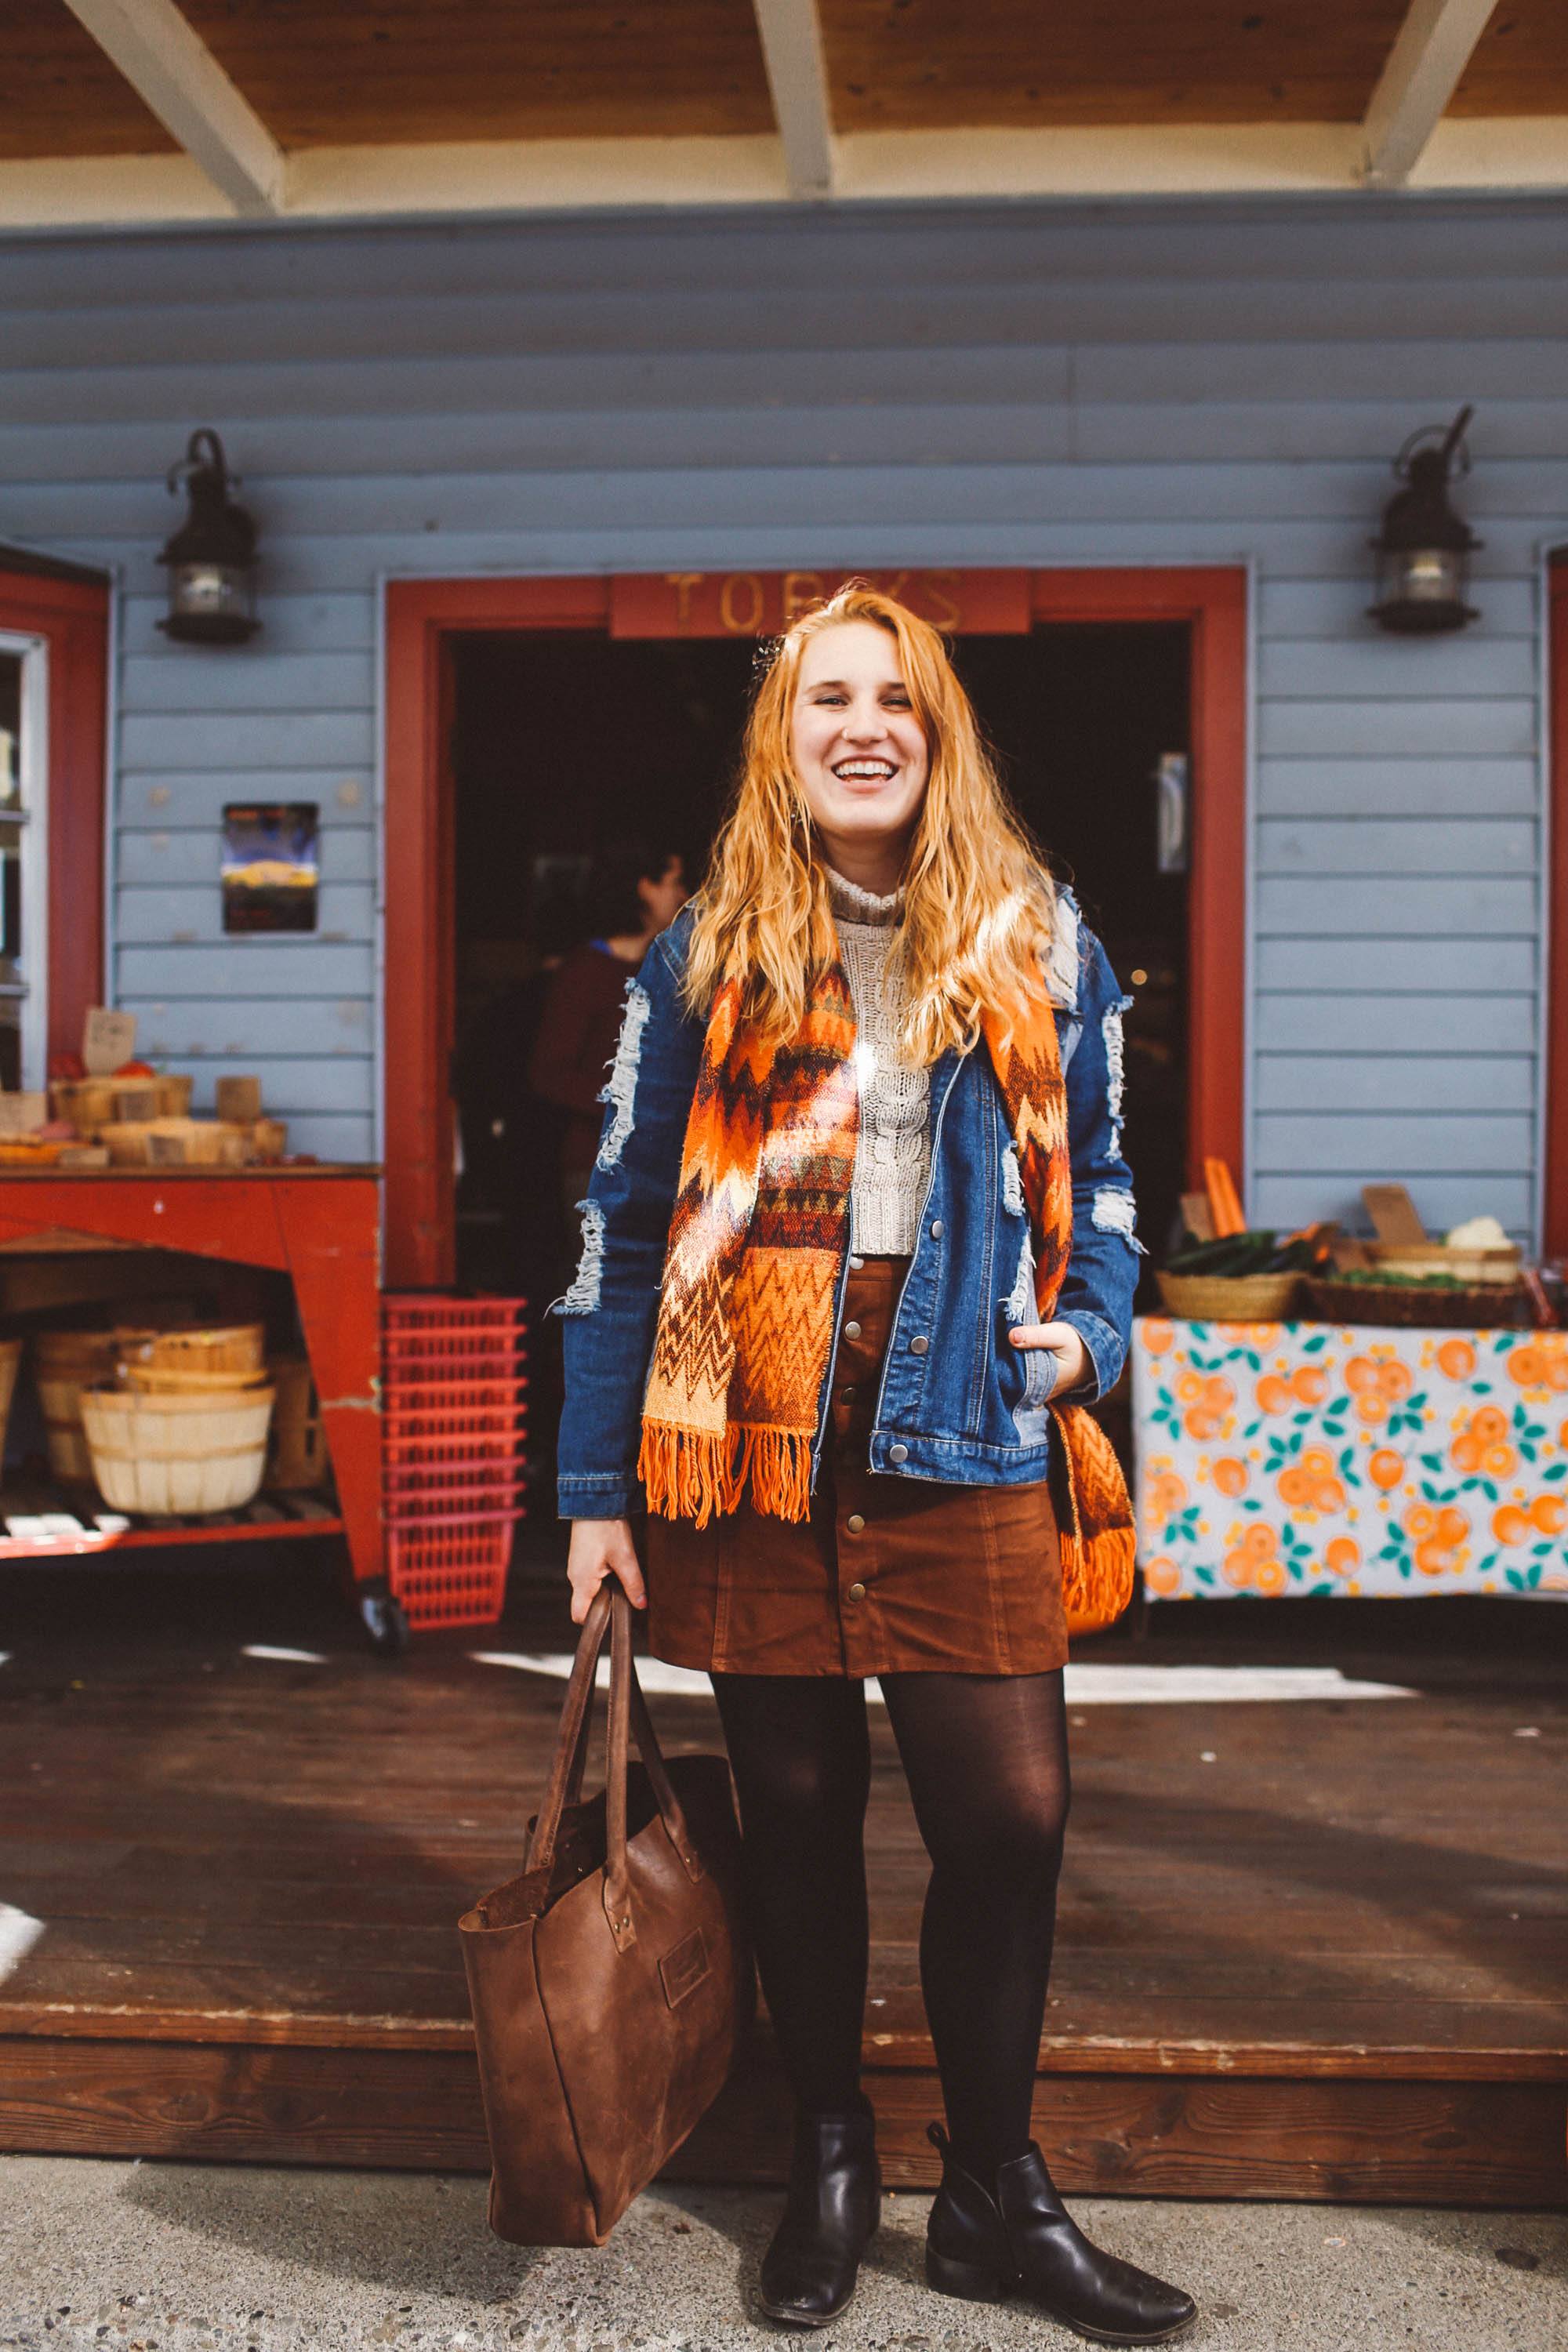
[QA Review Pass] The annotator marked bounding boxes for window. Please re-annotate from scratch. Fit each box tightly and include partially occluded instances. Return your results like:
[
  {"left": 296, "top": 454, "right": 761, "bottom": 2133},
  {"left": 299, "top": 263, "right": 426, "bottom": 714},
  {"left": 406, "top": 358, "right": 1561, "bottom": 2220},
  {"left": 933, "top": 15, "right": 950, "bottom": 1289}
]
[{"left": 0, "top": 633, "right": 47, "bottom": 1091}]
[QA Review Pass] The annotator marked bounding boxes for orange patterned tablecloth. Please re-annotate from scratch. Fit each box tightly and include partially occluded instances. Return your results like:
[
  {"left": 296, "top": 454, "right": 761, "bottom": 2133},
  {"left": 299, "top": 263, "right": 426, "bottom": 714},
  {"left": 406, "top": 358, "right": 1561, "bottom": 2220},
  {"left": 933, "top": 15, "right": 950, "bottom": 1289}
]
[{"left": 1130, "top": 1317, "right": 1568, "bottom": 1601}]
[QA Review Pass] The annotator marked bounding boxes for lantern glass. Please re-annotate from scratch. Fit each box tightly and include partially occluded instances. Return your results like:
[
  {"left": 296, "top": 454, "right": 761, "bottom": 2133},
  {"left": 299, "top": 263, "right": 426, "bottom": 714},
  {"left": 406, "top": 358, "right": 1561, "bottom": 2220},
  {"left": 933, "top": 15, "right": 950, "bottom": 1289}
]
[
  {"left": 171, "top": 561, "right": 252, "bottom": 622},
  {"left": 1374, "top": 543, "right": 1470, "bottom": 624},
  {"left": 1399, "top": 548, "right": 1464, "bottom": 606}
]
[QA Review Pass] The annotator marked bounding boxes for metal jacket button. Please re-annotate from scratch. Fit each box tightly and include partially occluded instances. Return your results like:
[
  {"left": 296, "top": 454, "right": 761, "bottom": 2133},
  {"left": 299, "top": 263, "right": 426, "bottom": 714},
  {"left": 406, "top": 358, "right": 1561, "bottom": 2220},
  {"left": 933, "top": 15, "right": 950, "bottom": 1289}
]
[
  {"left": 848, "top": 1254, "right": 865, "bottom": 1269},
  {"left": 844, "top": 1319, "right": 862, "bottom": 1340},
  {"left": 888, "top": 1443, "right": 909, "bottom": 1464},
  {"left": 846, "top": 1512, "right": 866, "bottom": 1533},
  {"left": 909, "top": 1334, "right": 929, "bottom": 1355},
  {"left": 847, "top": 1581, "right": 866, "bottom": 1602},
  {"left": 930, "top": 1219, "right": 944, "bottom": 1239}
]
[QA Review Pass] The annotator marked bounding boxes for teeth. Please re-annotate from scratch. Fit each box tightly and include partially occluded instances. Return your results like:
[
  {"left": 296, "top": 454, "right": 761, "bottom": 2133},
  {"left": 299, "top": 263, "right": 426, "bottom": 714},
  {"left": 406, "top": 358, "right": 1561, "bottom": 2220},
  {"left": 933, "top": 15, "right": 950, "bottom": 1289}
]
[{"left": 835, "top": 762, "right": 894, "bottom": 779}]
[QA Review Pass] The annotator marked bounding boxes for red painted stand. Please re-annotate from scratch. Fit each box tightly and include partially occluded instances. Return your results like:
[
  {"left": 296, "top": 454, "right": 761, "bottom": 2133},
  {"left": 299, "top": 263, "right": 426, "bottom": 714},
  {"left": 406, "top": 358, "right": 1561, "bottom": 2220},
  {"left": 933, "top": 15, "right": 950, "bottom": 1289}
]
[{"left": 0, "top": 1169, "right": 383, "bottom": 1593}]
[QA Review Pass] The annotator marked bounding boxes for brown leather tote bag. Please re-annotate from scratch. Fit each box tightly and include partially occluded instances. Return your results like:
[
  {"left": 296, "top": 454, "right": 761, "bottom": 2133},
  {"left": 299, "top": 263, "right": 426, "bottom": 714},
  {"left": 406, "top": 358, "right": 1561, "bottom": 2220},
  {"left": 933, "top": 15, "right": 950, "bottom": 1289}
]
[{"left": 459, "top": 1584, "right": 755, "bottom": 2245}]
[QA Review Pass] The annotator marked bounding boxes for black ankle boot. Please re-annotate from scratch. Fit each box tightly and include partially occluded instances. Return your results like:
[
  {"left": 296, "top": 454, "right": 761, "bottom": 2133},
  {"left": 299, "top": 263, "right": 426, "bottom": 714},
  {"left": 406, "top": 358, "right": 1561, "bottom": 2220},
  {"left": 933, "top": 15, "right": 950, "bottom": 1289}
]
[
  {"left": 924, "top": 2121, "right": 1196, "bottom": 2345},
  {"left": 756, "top": 2105, "right": 881, "bottom": 2328}
]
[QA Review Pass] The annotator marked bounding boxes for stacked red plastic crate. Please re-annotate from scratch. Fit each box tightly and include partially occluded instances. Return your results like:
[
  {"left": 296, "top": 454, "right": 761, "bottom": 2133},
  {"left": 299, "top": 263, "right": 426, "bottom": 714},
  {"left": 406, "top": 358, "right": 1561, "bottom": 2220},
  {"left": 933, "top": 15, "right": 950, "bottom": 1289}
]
[{"left": 380, "top": 1296, "right": 527, "bottom": 1630}]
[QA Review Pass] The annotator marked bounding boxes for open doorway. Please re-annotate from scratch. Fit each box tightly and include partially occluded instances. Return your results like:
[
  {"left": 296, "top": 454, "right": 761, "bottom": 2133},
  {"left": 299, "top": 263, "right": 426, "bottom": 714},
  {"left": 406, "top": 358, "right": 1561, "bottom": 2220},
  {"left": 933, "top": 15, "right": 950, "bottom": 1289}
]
[
  {"left": 384, "top": 568, "right": 1245, "bottom": 1300},
  {"left": 445, "top": 619, "right": 1191, "bottom": 1498}
]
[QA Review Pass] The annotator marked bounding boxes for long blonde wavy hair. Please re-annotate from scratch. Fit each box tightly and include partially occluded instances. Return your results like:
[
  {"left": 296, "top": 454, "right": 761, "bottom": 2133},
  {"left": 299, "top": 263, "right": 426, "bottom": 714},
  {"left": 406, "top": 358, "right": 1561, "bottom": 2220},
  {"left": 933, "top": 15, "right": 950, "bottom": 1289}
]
[{"left": 681, "top": 583, "right": 1058, "bottom": 1064}]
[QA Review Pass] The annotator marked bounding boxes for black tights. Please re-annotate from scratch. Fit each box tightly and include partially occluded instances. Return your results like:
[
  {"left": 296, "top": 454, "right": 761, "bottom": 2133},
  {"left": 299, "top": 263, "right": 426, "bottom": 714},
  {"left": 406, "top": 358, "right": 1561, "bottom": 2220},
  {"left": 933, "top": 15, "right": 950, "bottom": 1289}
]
[{"left": 710, "top": 1669, "right": 1069, "bottom": 2183}]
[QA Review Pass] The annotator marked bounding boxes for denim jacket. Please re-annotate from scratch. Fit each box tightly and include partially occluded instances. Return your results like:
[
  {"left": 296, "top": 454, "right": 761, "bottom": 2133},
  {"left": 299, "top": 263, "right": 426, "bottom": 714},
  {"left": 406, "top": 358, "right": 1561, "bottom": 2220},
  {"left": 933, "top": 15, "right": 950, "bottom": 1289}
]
[{"left": 552, "top": 888, "right": 1141, "bottom": 1519}]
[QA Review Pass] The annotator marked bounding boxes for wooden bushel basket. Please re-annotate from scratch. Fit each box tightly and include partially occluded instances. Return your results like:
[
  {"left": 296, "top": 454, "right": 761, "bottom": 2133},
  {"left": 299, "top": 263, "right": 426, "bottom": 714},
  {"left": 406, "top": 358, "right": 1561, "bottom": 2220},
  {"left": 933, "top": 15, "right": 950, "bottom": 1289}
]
[
  {"left": 78, "top": 1383, "right": 276, "bottom": 1514},
  {"left": 33, "top": 1329, "right": 122, "bottom": 1481},
  {"left": 459, "top": 1586, "right": 755, "bottom": 2246}
]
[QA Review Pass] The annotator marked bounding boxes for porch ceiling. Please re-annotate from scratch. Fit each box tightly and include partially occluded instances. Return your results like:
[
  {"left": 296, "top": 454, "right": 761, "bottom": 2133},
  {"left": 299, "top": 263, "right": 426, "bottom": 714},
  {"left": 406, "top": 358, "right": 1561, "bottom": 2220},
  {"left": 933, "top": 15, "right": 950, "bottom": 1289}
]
[{"left": 3, "top": 0, "right": 1568, "bottom": 227}]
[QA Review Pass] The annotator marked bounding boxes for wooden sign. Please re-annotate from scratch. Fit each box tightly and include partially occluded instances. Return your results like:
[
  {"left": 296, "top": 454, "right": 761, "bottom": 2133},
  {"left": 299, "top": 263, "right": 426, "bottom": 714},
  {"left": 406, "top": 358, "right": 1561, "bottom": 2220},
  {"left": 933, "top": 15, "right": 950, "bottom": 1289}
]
[
  {"left": 82, "top": 1007, "right": 136, "bottom": 1076},
  {"left": 610, "top": 568, "right": 1032, "bottom": 640},
  {"left": 1362, "top": 1184, "right": 1428, "bottom": 1245}
]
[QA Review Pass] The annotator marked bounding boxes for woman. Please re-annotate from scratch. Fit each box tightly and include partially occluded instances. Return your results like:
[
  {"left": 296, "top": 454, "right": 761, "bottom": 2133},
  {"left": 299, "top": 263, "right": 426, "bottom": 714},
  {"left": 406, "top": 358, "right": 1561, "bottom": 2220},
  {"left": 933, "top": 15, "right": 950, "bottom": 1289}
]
[
  {"left": 528, "top": 834, "right": 688, "bottom": 1223},
  {"left": 551, "top": 587, "right": 1195, "bottom": 2343}
]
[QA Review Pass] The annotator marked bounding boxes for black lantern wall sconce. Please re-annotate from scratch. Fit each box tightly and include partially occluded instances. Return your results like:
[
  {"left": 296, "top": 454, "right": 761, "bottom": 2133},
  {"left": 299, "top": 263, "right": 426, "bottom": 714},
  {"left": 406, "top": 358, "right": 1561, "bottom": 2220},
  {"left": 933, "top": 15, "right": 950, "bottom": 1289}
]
[
  {"left": 1369, "top": 405, "right": 1480, "bottom": 636},
  {"left": 158, "top": 429, "right": 260, "bottom": 644}
]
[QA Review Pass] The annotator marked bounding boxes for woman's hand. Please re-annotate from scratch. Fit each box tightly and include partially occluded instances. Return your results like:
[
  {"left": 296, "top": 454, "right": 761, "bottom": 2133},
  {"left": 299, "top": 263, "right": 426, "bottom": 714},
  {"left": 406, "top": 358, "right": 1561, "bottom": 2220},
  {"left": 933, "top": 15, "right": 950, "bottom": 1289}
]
[
  {"left": 566, "top": 1515, "right": 648, "bottom": 1624},
  {"left": 1007, "top": 1320, "right": 1090, "bottom": 1398}
]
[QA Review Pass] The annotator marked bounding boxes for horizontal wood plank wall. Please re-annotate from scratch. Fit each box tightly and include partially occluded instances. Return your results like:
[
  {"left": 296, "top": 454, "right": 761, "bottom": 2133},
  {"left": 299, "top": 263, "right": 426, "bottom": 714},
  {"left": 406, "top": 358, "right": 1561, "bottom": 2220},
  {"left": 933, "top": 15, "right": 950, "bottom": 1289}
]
[{"left": 0, "top": 196, "right": 1559, "bottom": 1230}]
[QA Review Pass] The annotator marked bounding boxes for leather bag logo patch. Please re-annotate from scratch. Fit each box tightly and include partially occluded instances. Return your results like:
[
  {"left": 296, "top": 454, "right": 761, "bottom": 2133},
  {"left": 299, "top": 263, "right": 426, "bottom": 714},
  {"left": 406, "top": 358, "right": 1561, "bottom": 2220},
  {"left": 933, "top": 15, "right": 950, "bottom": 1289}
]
[{"left": 659, "top": 1927, "right": 710, "bottom": 2010}]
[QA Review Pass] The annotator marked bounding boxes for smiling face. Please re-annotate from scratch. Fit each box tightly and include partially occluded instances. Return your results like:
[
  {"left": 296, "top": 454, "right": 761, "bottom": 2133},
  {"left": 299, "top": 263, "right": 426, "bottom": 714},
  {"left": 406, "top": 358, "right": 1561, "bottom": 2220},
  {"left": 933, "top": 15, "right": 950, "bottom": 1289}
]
[{"left": 789, "top": 619, "right": 930, "bottom": 887}]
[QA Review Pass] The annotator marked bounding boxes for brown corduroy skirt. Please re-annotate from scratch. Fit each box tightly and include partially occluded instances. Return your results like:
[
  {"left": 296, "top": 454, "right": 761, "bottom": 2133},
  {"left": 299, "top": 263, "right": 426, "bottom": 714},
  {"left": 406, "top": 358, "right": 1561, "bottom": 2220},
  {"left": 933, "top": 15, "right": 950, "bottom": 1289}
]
[{"left": 643, "top": 1254, "right": 1069, "bottom": 1678}]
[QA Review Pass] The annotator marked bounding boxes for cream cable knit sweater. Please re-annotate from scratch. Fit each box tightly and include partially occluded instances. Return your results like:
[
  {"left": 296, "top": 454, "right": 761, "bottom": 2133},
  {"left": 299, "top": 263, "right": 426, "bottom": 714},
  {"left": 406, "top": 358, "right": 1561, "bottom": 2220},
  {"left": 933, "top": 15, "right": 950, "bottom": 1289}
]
[{"left": 826, "top": 863, "right": 932, "bottom": 1255}]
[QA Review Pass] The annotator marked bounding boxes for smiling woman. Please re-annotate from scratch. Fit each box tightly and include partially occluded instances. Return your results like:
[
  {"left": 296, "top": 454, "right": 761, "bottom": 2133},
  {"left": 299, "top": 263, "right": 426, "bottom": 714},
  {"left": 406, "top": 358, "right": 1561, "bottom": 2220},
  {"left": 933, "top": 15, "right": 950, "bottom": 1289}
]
[{"left": 551, "top": 584, "right": 1192, "bottom": 2339}]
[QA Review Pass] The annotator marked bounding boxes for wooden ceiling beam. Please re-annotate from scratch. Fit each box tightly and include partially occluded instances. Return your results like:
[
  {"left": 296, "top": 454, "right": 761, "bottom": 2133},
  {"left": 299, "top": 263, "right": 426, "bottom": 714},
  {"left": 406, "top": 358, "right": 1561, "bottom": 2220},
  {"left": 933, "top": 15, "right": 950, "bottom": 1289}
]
[
  {"left": 1362, "top": 0, "right": 1501, "bottom": 186},
  {"left": 60, "top": 0, "right": 286, "bottom": 216},
  {"left": 753, "top": 0, "right": 835, "bottom": 198}
]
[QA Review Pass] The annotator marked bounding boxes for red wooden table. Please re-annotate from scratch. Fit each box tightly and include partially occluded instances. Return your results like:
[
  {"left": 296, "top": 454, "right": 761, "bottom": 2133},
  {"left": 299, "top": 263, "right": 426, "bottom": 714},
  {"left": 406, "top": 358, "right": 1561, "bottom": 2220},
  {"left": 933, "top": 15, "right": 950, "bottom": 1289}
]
[{"left": 0, "top": 1167, "right": 383, "bottom": 1595}]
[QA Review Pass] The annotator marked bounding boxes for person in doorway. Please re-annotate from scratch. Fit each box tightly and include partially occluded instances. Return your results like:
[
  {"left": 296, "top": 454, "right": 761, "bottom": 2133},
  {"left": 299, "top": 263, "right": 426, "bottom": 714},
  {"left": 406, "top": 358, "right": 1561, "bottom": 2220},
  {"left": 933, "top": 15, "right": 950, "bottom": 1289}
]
[
  {"left": 550, "top": 587, "right": 1195, "bottom": 2343},
  {"left": 527, "top": 837, "right": 688, "bottom": 1223}
]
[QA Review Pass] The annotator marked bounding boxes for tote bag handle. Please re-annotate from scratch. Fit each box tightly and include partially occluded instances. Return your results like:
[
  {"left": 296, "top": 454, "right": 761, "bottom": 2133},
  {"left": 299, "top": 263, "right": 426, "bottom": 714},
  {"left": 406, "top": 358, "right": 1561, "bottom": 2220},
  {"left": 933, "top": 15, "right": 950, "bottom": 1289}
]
[{"left": 524, "top": 1584, "right": 706, "bottom": 1950}]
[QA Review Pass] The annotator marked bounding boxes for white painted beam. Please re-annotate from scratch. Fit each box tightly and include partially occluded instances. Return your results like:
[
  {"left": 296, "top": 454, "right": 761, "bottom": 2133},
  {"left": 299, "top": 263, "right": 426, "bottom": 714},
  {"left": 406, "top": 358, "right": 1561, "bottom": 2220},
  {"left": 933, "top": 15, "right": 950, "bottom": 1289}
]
[
  {"left": 752, "top": 0, "right": 835, "bottom": 198},
  {"left": 5, "top": 117, "right": 1568, "bottom": 233},
  {"left": 1362, "top": 0, "right": 1500, "bottom": 186},
  {"left": 62, "top": 0, "right": 286, "bottom": 216}
]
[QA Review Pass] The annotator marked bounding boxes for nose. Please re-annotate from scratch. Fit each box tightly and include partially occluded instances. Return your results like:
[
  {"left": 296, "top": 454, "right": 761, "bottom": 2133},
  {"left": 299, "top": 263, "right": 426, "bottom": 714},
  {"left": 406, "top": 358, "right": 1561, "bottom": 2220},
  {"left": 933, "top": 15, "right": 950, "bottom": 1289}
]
[{"left": 843, "top": 699, "right": 889, "bottom": 744}]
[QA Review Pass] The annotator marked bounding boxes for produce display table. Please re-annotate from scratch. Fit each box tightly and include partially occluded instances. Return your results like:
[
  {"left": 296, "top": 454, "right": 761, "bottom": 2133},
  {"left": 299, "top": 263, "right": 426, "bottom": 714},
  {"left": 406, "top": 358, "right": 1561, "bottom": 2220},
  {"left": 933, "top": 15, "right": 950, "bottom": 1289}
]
[
  {"left": 1131, "top": 1314, "right": 1568, "bottom": 1602},
  {"left": 0, "top": 1168, "right": 383, "bottom": 1602}
]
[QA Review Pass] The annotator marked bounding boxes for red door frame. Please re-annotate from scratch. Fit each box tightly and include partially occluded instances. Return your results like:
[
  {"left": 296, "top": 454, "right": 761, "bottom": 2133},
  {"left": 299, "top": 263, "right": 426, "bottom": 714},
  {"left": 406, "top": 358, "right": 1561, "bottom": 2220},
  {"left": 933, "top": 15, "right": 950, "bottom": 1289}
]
[
  {"left": 0, "top": 566, "right": 110, "bottom": 1068},
  {"left": 383, "top": 567, "right": 1248, "bottom": 1287},
  {"left": 1546, "top": 563, "right": 1568, "bottom": 1258}
]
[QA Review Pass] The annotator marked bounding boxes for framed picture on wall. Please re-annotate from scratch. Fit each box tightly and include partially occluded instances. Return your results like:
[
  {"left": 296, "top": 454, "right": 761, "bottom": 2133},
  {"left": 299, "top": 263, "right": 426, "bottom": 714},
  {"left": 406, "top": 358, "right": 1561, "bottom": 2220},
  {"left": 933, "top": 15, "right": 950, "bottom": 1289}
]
[{"left": 223, "top": 802, "right": 320, "bottom": 933}]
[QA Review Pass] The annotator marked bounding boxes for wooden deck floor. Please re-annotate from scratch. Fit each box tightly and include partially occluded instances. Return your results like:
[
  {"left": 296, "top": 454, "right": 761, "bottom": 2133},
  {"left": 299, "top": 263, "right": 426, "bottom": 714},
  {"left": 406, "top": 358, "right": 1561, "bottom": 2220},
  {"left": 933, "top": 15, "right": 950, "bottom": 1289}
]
[{"left": 1, "top": 1547, "right": 1564, "bottom": 2205}]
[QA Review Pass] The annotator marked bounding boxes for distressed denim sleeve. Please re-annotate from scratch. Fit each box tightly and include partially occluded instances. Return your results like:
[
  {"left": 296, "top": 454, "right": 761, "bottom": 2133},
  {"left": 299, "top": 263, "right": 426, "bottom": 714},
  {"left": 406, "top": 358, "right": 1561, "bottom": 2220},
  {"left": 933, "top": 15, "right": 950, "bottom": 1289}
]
[
  {"left": 550, "top": 914, "right": 705, "bottom": 1518},
  {"left": 1054, "top": 927, "right": 1142, "bottom": 1402}
]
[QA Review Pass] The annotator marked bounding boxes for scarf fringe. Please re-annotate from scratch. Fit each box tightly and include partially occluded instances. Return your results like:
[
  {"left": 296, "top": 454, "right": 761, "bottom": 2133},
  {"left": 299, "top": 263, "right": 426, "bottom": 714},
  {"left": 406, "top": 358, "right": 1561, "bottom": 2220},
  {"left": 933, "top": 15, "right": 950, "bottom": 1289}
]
[
  {"left": 639, "top": 1417, "right": 815, "bottom": 1530},
  {"left": 1058, "top": 1523, "right": 1136, "bottom": 1639}
]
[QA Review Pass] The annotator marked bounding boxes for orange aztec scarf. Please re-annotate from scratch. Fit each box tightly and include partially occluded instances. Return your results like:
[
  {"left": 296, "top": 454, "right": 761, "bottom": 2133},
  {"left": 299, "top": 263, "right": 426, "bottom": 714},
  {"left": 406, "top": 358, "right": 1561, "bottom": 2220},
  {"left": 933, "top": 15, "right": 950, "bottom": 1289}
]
[{"left": 637, "top": 955, "right": 1136, "bottom": 1635}]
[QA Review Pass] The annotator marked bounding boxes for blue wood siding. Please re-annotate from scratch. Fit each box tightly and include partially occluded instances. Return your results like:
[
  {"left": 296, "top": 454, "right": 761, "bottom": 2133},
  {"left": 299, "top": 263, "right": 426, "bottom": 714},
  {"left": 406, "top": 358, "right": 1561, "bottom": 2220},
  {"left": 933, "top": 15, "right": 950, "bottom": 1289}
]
[{"left": 0, "top": 195, "right": 1560, "bottom": 1234}]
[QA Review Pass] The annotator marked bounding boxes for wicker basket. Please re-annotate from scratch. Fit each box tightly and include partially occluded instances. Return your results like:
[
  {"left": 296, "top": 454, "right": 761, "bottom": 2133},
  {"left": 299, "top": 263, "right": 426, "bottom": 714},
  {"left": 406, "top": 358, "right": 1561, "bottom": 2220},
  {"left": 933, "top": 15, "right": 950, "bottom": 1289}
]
[
  {"left": 112, "top": 1080, "right": 161, "bottom": 1122},
  {"left": 49, "top": 1077, "right": 118, "bottom": 1135},
  {"left": 124, "top": 1363, "right": 270, "bottom": 1395},
  {"left": 141, "top": 1118, "right": 250, "bottom": 1167},
  {"left": 1157, "top": 1269, "right": 1305, "bottom": 1323},
  {"left": 1301, "top": 1276, "right": 1529, "bottom": 1330},
  {"left": 1359, "top": 1241, "right": 1521, "bottom": 1287},
  {"left": 249, "top": 1117, "right": 289, "bottom": 1163},
  {"left": 115, "top": 1321, "right": 267, "bottom": 1379},
  {"left": 78, "top": 1382, "right": 276, "bottom": 1515},
  {"left": 154, "top": 1073, "right": 194, "bottom": 1117},
  {"left": 33, "top": 1328, "right": 122, "bottom": 1480},
  {"left": 100, "top": 1120, "right": 158, "bottom": 1166}
]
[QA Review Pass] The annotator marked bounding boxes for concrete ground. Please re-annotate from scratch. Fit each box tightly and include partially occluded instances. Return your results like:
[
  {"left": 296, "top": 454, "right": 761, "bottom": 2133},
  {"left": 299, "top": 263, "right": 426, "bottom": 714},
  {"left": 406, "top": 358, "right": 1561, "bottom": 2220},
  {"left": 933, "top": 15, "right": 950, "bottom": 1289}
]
[{"left": 1, "top": 2158, "right": 1562, "bottom": 2352}]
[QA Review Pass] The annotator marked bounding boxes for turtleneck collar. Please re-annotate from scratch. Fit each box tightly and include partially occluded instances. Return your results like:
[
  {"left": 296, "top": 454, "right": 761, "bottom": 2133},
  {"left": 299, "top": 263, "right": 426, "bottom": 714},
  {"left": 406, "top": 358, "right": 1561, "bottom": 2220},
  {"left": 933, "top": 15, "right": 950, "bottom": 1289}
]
[{"left": 824, "top": 861, "right": 905, "bottom": 927}]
